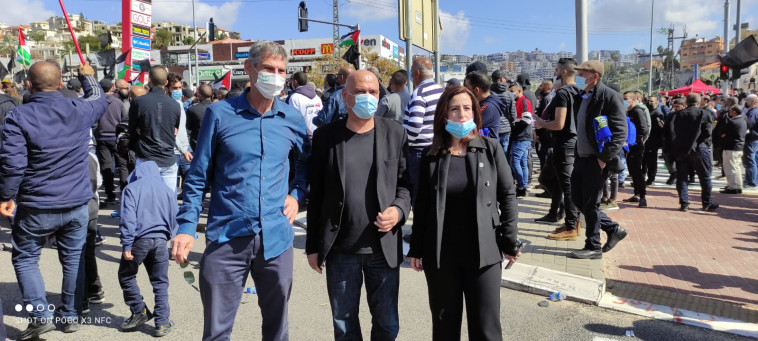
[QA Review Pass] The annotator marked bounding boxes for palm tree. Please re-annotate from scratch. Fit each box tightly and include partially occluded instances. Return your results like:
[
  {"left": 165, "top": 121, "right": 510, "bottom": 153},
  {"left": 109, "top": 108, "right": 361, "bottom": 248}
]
[{"left": 0, "top": 34, "right": 16, "bottom": 58}]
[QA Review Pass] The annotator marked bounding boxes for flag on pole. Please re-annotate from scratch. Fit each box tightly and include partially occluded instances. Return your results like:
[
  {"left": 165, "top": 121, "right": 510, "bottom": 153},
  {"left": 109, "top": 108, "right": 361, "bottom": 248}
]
[
  {"left": 7, "top": 58, "right": 15, "bottom": 74},
  {"left": 342, "top": 44, "right": 360, "bottom": 70},
  {"left": 693, "top": 64, "right": 700, "bottom": 81},
  {"left": 212, "top": 70, "right": 231, "bottom": 90},
  {"left": 115, "top": 49, "right": 131, "bottom": 80},
  {"left": 16, "top": 27, "right": 31, "bottom": 67},
  {"left": 0, "top": 61, "right": 9, "bottom": 81},
  {"left": 338, "top": 30, "right": 360, "bottom": 48}
]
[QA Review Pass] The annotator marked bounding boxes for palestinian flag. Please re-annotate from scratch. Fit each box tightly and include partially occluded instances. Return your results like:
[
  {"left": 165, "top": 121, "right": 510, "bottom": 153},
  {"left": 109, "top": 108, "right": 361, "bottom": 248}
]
[
  {"left": 116, "top": 49, "right": 131, "bottom": 80},
  {"left": 338, "top": 30, "right": 360, "bottom": 48},
  {"left": 16, "top": 27, "right": 31, "bottom": 67},
  {"left": 212, "top": 70, "right": 231, "bottom": 90}
]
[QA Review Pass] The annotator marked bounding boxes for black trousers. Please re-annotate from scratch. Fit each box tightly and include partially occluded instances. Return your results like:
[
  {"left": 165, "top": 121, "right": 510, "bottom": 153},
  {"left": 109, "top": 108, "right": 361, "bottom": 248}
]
[
  {"left": 643, "top": 142, "right": 661, "bottom": 182},
  {"left": 571, "top": 157, "right": 620, "bottom": 250},
  {"left": 424, "top": 261, "right": 502, "bottom": 341},
  {"left": 550, "top": 143, "right": 580, "bottom": 227},
  {"left": 84, "top": 218, "right": 101, "bottom": 298},
  {"left": 96, "top": 140, "right": 128, "bottom": 198},
  {"left": 626, "top": 144, "right": 646, "bottom": 198}
]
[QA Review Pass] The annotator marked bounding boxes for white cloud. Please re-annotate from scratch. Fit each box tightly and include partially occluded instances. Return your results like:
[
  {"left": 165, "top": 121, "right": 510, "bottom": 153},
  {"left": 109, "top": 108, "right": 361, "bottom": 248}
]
[
  {"left": 3, "top": 0, "right": 55, "bottom": 26},
  {"left": 151, "top": 0, "right": 243, "bottom": 29},
  {"left": 587, "top": 0, "right": 724, "bottom": 40},
  {"left": 343, "top": 1, "right": 396, "bottom": 22},
  {"left": 558, "top": 42, "right": 566, "bottom": 50},
  {"left": 439, "top": 10, "right": 469, "bottom": 54}
]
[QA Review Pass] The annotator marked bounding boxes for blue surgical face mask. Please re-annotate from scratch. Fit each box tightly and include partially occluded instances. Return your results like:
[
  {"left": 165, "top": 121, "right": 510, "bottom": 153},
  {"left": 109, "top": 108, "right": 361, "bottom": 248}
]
[
  {"left": 351, "top": 93, "right": 378, "bottom": 119},
  {"left": 623, "top": 100, "right": 630, "bottom": 108},
  {"left": 171, "top": 90, "right": 182, "bottom": 101},
  {"left": 716, "top": 104, "right": 722, "bottom": 110},
  {"left": 445, "top": 119, "right": 476, "bottom": 139},
  {"left": 575, "top": 76, "right": 586, "bottom": 86}
]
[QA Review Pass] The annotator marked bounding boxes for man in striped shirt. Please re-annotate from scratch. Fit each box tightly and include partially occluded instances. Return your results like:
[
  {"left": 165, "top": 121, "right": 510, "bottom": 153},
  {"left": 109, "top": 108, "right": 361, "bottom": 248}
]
[{"left": 402, "top": 57, "right": 444, "bottom": 204}]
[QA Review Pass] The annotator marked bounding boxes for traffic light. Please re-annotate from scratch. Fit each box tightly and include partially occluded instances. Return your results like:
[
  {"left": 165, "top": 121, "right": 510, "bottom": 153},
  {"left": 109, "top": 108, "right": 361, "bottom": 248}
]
[
  {"left": 720, "top": 63, "right": 729, "bottom": 80},
  {"left": 298, "top": 2, "right": 308, "bottom": 32},
  {"left": 731, "top": 67, "right": 749, "bottom": 80}
]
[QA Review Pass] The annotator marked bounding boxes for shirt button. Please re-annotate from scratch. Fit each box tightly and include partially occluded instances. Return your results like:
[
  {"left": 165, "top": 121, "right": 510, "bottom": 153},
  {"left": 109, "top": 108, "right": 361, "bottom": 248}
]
[
  {"left": 479, "top": 162, "right": 484, "bottom": 168},
  {"left": 262, "top": 176, "right": 266, "bottom": 180},
  {"left": 261, "top": 217, "right": 265, "bottom": 221},
  {"left": 261, "top": 197, "right": 264, "bottom": 200},
  {"left": 485, "top": 181, "right": 490, "bottom": 186}
]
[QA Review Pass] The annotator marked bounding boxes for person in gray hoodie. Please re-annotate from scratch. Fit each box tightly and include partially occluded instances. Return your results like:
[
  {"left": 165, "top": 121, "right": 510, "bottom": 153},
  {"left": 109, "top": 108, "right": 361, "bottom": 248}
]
[
  {"left": 489, "top": 70, "right": 516, "bottom": 153},
  {"left": 118, "top": 160, "right": 178, "bottom": 337}
]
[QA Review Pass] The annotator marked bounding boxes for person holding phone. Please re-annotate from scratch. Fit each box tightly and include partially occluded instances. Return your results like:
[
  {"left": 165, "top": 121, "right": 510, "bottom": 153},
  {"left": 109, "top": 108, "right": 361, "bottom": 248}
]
[{"left": 407, "top": 85, "right": 521, "bottom": 341}]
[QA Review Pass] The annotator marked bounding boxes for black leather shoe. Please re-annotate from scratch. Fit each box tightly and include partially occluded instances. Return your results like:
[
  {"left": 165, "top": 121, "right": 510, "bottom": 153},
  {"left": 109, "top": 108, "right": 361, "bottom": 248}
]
[
  {"left": 665, "top": 175, "right": 676, "bottom": 185},
  {"left": 719, "top": 188, "right": 742, "bottom": 194},
  {"left": 602, "top": 226, "right": 628, "bottom": 253},
  {"left": 624, "top": 196, "right": 640, "bottom": 203},
  {"left": 679, "top": 204, "right": 689, "bottom": 212},
  {"left": 645, "top": 180, "right": 654, "bottom": 186},
  {"left": 534, "top": 214, "right": 559, "bottom": 223},
  {"left": 638, "top": 198, "right": 647, "bottom": 208},
  {"left": 570, "top": 249, "right": 602, "bottom": 259},
  {"left": 535, "top": 191, "right": 551, "bottom": 198},
  {"left": 20, "top": 320, "right": 56, "bottom": 340},
  {"left": 703, "top": 203, "right": 720, "bottom": 212}
]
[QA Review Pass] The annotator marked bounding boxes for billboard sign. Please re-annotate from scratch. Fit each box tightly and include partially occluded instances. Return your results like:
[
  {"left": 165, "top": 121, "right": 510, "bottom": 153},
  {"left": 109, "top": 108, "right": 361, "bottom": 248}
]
[
  {"left": 131, "top": 36, "right": 151, "bottom": 50},
  {"left": 122, "top": 0, "right": 153, "bottom": 81}
]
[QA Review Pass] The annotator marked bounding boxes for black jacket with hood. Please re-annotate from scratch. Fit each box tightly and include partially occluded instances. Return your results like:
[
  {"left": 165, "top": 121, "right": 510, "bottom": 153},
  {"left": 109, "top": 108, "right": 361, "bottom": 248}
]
[{"left": 489, "top": 82, "right": 515, "bottom": 135}]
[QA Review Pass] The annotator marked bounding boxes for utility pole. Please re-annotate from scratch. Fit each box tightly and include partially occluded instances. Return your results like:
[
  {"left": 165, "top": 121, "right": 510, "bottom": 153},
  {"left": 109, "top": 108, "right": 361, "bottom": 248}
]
[
  {"left": 333, "top": 0, "right": 339, "bottom": 63},
  {"left": 405, "top": 0, "right": 413, "bottom": 90},
  {"left": 192, "top": 0, "right": 199, "bottom": 88},
  {"left": 734, "top": 0, "right": 742, "bottom": 89},
  {"left": 723, "top": 0, "right": 730, "bottom": 95},
  {"left": 433, "top": 0, "right": 440, "bottom": 83},
  {"left": 648, "top": 0, "right": 654, "bottom": 95},
  {"left": 575, "top": 0, "right": 588, "bottom": 63}
]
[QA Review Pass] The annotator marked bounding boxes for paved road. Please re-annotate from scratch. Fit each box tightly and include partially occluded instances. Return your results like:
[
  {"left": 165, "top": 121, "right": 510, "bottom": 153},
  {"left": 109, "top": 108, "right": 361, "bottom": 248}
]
[{"left": 0, "top": 206, "right": 750, "bottom": 341}]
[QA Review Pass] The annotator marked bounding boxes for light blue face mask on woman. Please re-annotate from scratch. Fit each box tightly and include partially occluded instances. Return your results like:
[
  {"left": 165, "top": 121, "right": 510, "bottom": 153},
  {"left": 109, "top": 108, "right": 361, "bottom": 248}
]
[
  {"left": 351, "top": 93, "right": 378, "bottom": 119},
  {"left": 445, "top": 119, "right": 476, "bottom": 138}
]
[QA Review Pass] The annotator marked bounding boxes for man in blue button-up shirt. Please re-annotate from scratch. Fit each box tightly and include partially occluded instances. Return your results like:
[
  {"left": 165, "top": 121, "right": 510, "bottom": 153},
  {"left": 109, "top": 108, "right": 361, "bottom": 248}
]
[{"left": 172, "top": 41, "right": 309, "bottom": 341}]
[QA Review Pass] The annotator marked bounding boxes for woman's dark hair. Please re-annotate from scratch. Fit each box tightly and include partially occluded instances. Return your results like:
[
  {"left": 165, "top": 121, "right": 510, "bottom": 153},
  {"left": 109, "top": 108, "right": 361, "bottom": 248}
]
[{"left": 428, "top": 85, "right": 482, "bottom": 156}]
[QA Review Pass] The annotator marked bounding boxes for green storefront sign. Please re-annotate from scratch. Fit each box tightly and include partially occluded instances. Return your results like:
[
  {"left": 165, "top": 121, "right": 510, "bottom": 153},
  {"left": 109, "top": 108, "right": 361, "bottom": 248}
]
[{"left": 197, "top": 69, "right": 222, "bottom": 80}]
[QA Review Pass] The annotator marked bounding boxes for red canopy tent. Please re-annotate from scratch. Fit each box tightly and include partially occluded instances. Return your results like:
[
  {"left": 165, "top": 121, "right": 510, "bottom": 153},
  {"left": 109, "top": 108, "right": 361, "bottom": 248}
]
[{"left": 659, "top": 79, "right": 722, "bottom": 96}]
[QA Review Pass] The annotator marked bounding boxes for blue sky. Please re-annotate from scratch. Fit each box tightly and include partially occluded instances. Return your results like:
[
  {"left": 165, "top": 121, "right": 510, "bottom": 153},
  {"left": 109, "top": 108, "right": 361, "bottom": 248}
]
[{"left": 10, "top": 0, "right": 758, "bottom": 55}]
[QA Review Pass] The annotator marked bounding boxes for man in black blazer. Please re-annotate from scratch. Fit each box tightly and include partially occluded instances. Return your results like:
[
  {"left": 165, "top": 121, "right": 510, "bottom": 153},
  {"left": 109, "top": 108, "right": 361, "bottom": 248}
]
[
  {"left": 306, "top": 70, "right": 411, "bottom": 340},
  {"left": 569, "top": 60, "right": 629, "bottom": 260}
]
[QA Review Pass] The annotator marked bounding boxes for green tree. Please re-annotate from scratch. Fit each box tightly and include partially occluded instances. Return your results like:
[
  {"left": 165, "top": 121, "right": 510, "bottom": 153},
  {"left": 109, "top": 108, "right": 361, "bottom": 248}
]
[
  {"left": 0, "top": 34, "right": 15, "bottom": 58},
  {"left": 182, "top": 36, "right": 194, "bottom": 46},
  {"left": 363, "top": 52, "right": 402, "bottom": 84},
  {"left": 217, "top": 31, "right": 228, "bottom": 40},
  {"left": 154, "top": 28, "right": 172, "bottom": 49},
  {"left": 30, "top": 31, "right": 46, "bottom": 44},
  {"left": 63, "top": 35, "right": 102, "bottom": 53}
]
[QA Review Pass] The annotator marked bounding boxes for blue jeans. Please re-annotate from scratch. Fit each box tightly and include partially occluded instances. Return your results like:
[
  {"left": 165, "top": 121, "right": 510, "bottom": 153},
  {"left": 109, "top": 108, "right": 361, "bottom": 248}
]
[
  {"left": 11, "top": 204, "right": 89, "bottom": 319},
  {"left": 498, "top": 134, "right": 510, "bottom": 157},
  {"left": 510, "top": 140, "right": 531, "bottom": 188},
  {"left": 618, "top": 152, "right": 628, "bottom": 183},
  {"left": 744, "top": 139, "right": 758, "bottom": 187},
  {"left": 175, "top": 153, "right": 191, "bottom": 181},
  {"left": 326, "top": 252, "right": 399, "bottom": 341},
  {"left": 408, "top": 147, "right": 424, "bottom": 206},
  {"left": 136, "top": 158, "right": 178, "bottom": 193},
  {"left": 118, "top": 237, "right": 170, "bottom": 327}
]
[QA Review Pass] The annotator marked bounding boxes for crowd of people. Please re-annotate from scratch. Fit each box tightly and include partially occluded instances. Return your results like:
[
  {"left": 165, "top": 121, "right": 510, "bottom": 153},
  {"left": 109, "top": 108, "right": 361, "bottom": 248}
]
[{"left": 0, "top": 39, "right": 756, "bottom": 341}]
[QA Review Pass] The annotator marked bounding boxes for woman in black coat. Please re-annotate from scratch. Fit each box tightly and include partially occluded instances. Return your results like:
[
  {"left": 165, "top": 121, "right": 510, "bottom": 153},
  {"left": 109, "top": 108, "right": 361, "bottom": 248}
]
[{"left": 407, "top": 86, "right": 521, "bottom": 341}]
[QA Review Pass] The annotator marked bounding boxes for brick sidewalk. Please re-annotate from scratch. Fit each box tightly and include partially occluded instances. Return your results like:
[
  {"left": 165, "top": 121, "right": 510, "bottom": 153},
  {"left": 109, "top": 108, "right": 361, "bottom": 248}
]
[{"left": 604, "top": 185, "right": 758, "bottom": 310}]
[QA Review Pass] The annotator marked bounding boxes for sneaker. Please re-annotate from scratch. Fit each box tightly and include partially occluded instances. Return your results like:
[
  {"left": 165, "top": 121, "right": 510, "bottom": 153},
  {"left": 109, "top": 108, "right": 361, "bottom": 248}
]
[
  {"left": 534, "top": 214, "right": 559, "bottom": 223},
  {"left": 601, "top": 200, "right": 619, "bottom": 211},
  {"left": 703, "top": 203, "right": 720, "bottom": 212},
  {"left": 105, "top": 195, "right": 117, "bottom": 203},
  {"left": 547, "top": 224, "right": 579, "bottom": 240},
  {"left": 154, "top": 320, "right": 174, "bottom": 337},
  {"left": 719, "top": 188, "right": 742, "bottom": 194},
  {"left": 645, "top": 180, "right": 654, "bottom": 186},
  {"left": 88, "top": 290, "right": 105, "bottom": 304},
  {"left": 535, "top": 191, "right": 551, "bottom": 198},
  {"left": 121, "top": 308, "right": 153, "bottom": 331},
  {"left": 95, "top": 234, "right": 105, "bottom": 246},
  {"left": 679, "top": 204, "right": 689, "bottom": 212},
  {"left": 62, "top": 318, "right": 80, "bottom": 333},
  {"left": 516, "top": 188, "right": 527, "bottom": 197},
  {"left": 19, "top": 320, "right": 56, "bottom": 340},
  {"left": 638, "top": 198, "right": 647, "bottom": 208}
]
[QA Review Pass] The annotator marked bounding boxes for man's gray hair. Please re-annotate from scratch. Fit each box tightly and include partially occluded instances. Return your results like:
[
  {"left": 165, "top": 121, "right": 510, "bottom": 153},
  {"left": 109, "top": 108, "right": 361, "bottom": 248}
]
[
  {"left": 416, "top": 63, "right": 434, "bottom": 77},
  {"left": 747, "top": 94, "right": 758, "bottom": 104},
  {"left": 248, "top": 40, "right": 287, "bottom": 66}
]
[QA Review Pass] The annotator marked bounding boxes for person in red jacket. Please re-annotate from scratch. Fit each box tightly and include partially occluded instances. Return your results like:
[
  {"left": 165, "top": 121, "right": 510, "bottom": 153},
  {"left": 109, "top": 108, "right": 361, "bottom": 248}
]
[{"left": 509, "top": 83, "right": 534, "bottom": 197}]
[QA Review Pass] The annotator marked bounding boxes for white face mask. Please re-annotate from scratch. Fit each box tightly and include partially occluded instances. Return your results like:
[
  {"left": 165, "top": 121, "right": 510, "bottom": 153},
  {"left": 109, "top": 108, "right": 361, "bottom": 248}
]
[{"left": 254, "top": 68, "right": 286, "bottom": 99}]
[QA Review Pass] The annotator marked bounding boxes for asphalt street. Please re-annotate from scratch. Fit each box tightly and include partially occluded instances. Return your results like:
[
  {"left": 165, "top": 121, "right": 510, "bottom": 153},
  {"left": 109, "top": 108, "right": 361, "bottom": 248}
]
[{"left": 0, "top": 206, "right": 751, "bottom": 341}]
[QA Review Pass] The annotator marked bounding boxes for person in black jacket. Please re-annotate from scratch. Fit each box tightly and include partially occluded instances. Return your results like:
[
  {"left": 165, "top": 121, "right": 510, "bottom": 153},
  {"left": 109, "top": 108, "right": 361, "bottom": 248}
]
[
  {"left": 186, "top": 84, "right": 213, "bottom": 151},
  {"left": 663, "top": 93, "right": 719, "bottom": 211},
  {"left": 95, "top": 78, "right": 129, "bottom": 203},
  {"left": 306, "top": 70, "right": 411, "bottom": 341},
  {"left": 0, "top": 87, "right": 17, "bottom": 124},
  {"left": 643, "top": 96, "right": 665, "bottom": 185},
  {"left": 718, "top": 105, "right": 747, "bottom": 194},
  {"left": 128, "top": 66, "right": 182, "bottom": 192},
  {"left": 408, "top": 86, "right": 520, "bottom": 341},
  {"left": 490, "top": 70, "right": 516, "bottom": 152},
  {"left": 568, "top": 60, "right": 628, "bottom": 260},
  {"left": 622, "top": 91, "right": 650, "bottom": 207}
]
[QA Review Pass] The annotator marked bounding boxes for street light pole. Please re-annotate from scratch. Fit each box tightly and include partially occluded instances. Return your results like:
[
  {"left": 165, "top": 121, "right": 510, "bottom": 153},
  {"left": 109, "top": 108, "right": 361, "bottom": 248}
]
[
  {"left": 648, "top": 0, "right": 654, "bottom": 95},
  {"left": 575, "top": 0, "right": 588, "bottom": 63},
  {"left": 723, "top": 0, "right": 730, "bottom": 95},
  {"left": 192, "top": 0, "right": 199, "bottom": 88}
]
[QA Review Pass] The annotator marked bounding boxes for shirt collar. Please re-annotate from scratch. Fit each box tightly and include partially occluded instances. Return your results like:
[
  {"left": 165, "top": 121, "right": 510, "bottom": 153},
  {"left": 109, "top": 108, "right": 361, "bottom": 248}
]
[
  {"left": 418, "top": 78, "right": 435, "bottom": 87},
  {"left": 231, "top": 88, "right": 287, "bottom": 118},
  {"left": 29, "top": 91, "right": 64, "bottom": 101}
]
